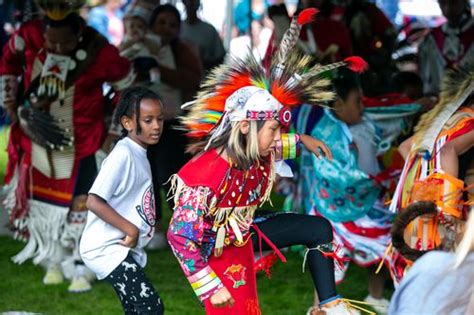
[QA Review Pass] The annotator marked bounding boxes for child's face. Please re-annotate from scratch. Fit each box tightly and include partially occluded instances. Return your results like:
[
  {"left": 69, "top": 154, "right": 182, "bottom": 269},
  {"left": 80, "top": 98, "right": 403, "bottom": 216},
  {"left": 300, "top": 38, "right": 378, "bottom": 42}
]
[
  {"left": 257, "top": 120, "right": 281, "bottom": 157},
  {"left": 124, "top": 98, "right": 164, "bottom": 148},
  {"left": 125, "top": 16, "right": 147, "bottom": 40},
  {"left": 335, "top": 89, "right": 364, "bottom": 125},
  {"left": 152, "top": 11, "right": 180, "bottom": 45}
]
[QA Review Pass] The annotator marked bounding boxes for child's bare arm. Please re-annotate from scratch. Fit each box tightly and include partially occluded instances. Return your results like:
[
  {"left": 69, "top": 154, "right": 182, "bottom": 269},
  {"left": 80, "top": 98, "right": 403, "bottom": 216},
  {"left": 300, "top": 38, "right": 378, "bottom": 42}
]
[
  {"left": 86, "top": 194, "right": 139, "bottom": 247},
  {"left": 398, "top": 136, "right": 413, "bottom": 160},
  {"left": 440, "top": 130, "right": 474, "bottom": 178},
  {"left": 300, "top": 134, "right": 333, "bottom": 160}
]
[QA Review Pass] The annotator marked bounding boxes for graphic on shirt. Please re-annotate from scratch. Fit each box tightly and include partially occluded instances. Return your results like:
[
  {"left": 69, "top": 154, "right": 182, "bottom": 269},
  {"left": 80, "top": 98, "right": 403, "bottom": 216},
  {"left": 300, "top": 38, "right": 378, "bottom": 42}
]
[{"left": 136, "top": 185, "right": 155, "bottom": 226}]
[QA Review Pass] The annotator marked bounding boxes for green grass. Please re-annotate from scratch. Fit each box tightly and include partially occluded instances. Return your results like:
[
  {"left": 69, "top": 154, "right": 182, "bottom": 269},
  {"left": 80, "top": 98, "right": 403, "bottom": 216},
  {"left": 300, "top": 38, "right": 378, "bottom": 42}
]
[
  {"left": 0, "top": 127, "right": 9, "bottom": 185},
  {"left": 0, "top": 235, "right": 387, "bottom": 315}
]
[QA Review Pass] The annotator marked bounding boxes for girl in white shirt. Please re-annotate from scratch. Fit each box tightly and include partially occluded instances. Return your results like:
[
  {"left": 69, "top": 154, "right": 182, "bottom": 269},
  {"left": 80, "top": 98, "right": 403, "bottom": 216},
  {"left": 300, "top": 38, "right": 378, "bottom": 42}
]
[{"left": 80, "top": 86, "right": 164, "bottom": 314}]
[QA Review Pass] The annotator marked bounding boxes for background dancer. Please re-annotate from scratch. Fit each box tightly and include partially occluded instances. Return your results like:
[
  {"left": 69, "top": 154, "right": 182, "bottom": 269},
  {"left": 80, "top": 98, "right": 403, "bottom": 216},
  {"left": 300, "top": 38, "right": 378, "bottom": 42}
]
[{"left": 0, "top": 0, "right": 134, "bottom": 292}]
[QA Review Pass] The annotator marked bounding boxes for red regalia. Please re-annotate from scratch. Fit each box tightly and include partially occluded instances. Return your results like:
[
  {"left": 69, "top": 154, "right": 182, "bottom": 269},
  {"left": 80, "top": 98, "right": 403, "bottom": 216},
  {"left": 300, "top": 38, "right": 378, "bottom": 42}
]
[
  {"left": 0, "top": 17, "right": 133, "bottom": 266},
  {"left": 174, "top": 149, "right": 274, "bottom": 314}
]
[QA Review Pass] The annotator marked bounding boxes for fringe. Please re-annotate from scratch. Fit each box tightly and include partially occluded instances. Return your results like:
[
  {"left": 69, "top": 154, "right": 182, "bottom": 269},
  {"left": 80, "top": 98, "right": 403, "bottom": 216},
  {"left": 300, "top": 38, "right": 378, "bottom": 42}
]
[
  {"left": 260, "top": 154, "right": 276, "bottom": 207},
  {"left": 11, "top": 200, "right": 68, "bottom": 265},
  {"left": 2, "top": 166, "right": 18, "bottom": 216},
  {"left": 167, "top": 174, "right": 218, "bottom": 214},
  {"left": 168, "top": 174, "right": 266, "bottom": 239},
  {"left": 1, "top": 166, "right": 29, "bottom": 241}
]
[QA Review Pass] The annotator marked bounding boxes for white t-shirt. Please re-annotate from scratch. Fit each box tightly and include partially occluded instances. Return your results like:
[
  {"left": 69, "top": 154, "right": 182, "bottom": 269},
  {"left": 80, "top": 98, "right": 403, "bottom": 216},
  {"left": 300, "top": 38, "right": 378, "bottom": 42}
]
[{"left": 80, "top": 137, "right": 156, "bottom": 280}]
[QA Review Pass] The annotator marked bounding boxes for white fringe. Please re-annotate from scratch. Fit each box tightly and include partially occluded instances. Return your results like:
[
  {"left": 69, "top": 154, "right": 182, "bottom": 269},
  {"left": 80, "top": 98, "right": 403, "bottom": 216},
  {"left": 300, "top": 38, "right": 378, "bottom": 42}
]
[
  {"left": 169, "top": 172, "right": 272, "bottom": 240},
  {"left": 0, "top": 167, "right": 29, "bottom": 240},
  {"left": 11, "top": 200, "right": 68, "bottom": 265},
  {"left": 1, "top": 167, "right": 18, "bottom": 213}
]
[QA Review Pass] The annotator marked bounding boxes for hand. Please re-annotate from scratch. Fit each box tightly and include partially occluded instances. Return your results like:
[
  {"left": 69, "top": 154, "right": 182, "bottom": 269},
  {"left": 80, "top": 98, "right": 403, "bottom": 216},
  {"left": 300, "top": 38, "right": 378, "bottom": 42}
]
[
  {"left": 300, "top": 134, "right": 333, "bottom": 161},
  {"left": 210, "top": 287, "right": 235, "bottom": 308},
  {"left": 120, "top": 224, "right": 139, "bottom": 248}
]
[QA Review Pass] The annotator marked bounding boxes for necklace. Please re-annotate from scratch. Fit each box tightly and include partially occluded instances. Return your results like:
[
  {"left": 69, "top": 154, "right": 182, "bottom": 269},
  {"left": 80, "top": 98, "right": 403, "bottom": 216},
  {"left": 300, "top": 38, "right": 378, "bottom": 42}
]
[{"left": 212, "top": 158, "right": 268, "bottom": 256}]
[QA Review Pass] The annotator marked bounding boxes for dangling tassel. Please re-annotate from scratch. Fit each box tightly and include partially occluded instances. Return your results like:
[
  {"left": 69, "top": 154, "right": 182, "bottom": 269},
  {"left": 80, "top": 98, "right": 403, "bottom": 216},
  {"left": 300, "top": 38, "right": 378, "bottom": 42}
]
[
  {"left": 254, "top": 252, "right": 279, "bottom": 278},
  {"left": 59, "top": 80, "right": 65, "bottom": 100},
  {"left": 339, "top": 299, "right": 377, "bottom": 314},
  {"left": 214, "top": 225, "right": 226, "bottom": 257},
  {"left": 302, "top": 242, "right": 350, "bottom": 272},
  {"left": 38, "top": 77, "right": 46, "bottom": 96},
  {"left": 375, "top": 242, "right": 393, "bottom": 274}
]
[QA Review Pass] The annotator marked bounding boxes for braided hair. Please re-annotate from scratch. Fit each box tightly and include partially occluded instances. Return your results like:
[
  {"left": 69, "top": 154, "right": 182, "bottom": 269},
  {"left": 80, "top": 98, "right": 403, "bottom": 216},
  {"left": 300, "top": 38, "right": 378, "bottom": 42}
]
[{"left": 114, "top": 86, "right": 161, "bottom": 137}]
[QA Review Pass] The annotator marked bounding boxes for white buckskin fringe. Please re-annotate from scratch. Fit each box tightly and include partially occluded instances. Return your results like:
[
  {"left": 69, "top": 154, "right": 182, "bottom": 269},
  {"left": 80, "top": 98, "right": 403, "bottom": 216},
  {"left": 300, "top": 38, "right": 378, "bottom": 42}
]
[
  {"left": 12, "top": 200, "right": 68, "bottom": 265},
  {"left": 168, "top": 174, "right": 262, "bottom": 241},
  {"left": 0, "top": 167, "right": 29, "bottom": 240},
  {"left": 1, "top": 166, "right": 18, "bottom": 212}
]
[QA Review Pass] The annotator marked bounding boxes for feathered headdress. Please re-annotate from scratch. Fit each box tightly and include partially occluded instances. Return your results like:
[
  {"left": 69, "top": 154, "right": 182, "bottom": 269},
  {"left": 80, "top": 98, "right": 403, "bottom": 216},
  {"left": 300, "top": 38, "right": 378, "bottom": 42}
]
[
  {"left": 181, "top": 8, "right": 368, "bottom": 147},
  {"left": 35, "top": 0, "right": 86, "bottom": 21},
  {"left": 412, "top": 63, "right": 474, "bottom": 156}
]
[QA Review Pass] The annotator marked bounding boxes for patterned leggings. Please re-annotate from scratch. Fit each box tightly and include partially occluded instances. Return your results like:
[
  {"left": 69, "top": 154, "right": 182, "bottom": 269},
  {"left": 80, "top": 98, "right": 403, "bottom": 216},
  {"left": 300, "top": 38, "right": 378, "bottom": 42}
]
[{"left": 105, "top": 254, "right": 164, "bottom": 314}]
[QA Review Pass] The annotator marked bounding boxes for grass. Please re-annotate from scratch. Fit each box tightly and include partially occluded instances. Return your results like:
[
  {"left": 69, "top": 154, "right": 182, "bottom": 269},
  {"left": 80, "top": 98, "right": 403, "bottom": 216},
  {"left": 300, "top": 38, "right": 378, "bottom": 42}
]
[
  {"left": 0, "top": 235, "right": 388, "bottom": 315},
  {"left": 0, "top": 128, "right": 9, "bottom": 185}
]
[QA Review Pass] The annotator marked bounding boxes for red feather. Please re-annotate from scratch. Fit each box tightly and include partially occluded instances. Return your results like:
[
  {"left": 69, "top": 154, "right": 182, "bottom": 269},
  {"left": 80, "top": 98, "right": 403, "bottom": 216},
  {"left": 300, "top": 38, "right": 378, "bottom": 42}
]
[
  {"left": 297, "top": 8, "right": 319, "bottom": 25},
  {"left": 344, "top": 56, "right": 368, "bottom": 73},
  {"left": 271, "top": 82, "right": 300, "bottom": 107}
]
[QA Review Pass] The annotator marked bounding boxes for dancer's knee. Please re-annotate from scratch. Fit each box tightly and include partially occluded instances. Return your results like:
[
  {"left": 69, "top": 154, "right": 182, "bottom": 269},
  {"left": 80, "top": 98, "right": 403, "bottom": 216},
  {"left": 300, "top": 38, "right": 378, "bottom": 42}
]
[{"left": 311, "top": 216, "right": 333, "bottom": 244}]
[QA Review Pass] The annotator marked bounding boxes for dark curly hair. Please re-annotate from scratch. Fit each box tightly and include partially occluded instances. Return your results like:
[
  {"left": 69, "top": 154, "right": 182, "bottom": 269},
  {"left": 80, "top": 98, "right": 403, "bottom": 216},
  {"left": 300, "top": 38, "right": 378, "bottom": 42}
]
[{"left": 115, "top": 86, "right": 161, "bottom": 137}]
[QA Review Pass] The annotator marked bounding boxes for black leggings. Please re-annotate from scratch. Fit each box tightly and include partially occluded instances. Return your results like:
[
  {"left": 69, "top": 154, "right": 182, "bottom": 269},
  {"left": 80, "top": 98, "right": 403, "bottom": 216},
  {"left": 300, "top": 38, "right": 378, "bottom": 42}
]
[
  {"left": 105, "top": 254, "right": 164, "bottom": 315},
  {"left": 251, "top": 213, "right": 337, "bottom": 302}
]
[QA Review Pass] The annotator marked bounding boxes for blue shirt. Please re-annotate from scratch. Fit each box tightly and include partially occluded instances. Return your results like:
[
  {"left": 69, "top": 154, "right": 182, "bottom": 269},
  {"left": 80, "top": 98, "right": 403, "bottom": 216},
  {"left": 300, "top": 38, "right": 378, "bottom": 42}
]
[{"left": 389, "top": 251, "right": 474, "bottom": 315}]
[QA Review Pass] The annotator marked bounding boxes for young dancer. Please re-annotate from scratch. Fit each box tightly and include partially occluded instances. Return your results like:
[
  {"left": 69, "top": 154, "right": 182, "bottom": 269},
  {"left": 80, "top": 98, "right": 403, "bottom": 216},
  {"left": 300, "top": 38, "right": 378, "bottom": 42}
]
[
  {"left": 389, "top": 64, "right": 474, "bottom": 284},
  {"left": 290, "top": 73, "right": 413, "bottom": 314},
  {"left": 167, "top": 9, "right": 368, "bottom": 315},
  {"left": 80, "top": 87, "right": 164, "bottom": 314}
]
